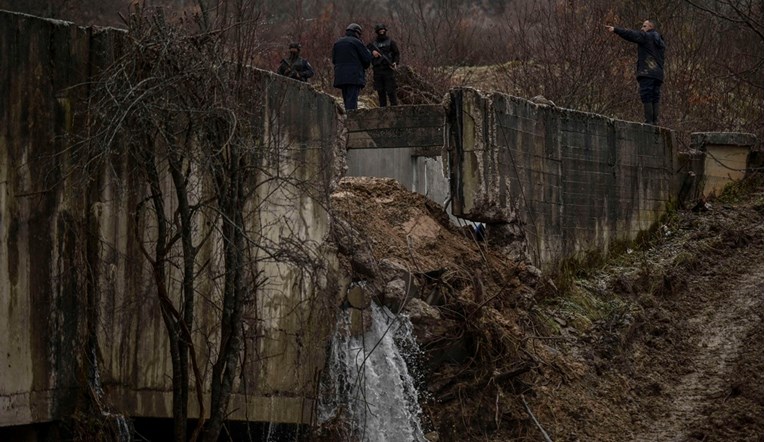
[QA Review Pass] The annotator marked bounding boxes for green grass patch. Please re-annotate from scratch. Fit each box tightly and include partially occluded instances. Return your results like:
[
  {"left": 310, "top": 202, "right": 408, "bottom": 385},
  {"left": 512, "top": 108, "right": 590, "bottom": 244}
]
[{"left": 716, "top": 174, "right": 762, "bottom": 204}]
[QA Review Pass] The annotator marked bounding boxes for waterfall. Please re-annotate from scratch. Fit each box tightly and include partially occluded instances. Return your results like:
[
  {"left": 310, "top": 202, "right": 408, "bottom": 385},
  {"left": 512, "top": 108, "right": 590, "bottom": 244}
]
[
  {"left": 319, "top": 303, "right": 427, "bottom": 442},
  {"left": 89, "top": 340, "right": 132, "bottom": 441}
]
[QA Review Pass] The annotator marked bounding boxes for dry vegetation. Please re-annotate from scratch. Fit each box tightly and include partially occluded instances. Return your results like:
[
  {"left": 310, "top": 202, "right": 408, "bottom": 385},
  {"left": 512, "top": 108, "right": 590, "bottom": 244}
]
[
  {"left": 331, "top": 175, "right": 763, "bottom": 441},
  {"left": 2, "top": 1, "right": 761, "bottom": 440},
  {"left": 4, "top": 0, "right": 762, "bottom": 145}
]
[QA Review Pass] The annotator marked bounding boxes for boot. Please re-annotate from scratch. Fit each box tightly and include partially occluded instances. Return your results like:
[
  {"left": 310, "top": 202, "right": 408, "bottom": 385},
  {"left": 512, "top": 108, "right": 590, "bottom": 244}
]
[
  {"left": 652, "top": 102, "right": 660, "bottom": 125},
  {"left": 643, "top": 102, "right": 653, "bottom": 124}
]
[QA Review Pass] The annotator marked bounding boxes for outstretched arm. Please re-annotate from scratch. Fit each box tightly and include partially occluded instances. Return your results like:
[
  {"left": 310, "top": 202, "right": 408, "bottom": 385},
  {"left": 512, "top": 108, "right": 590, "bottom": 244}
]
[{"left": 606, "top": 25, "right": 648, "bottom": 43}]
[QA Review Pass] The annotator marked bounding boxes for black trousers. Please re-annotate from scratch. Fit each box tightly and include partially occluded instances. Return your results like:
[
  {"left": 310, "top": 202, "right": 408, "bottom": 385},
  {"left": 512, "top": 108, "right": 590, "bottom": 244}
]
[
  {"left": 373, "top": 70, "right": 397, "bottom": 107},
  {"left": 341, "top": 85, "right": 362, "bottom": 110},
  {"left": 638, "top": 78, "right": 662, "bottom": 124},
  {"left": 638, "top": 77, "right": 662, "bottom": 103}
]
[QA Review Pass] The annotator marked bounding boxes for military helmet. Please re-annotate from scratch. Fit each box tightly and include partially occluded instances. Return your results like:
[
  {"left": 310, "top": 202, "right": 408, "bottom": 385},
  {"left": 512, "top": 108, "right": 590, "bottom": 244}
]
[
  {"left": 346, "top": 23, "right": 363, "bottom": 34},
  {"left": 288, "top": 42, "right": 301, "bottom": 50},
  {"left": 374, "top": 23, "right": 386, "bottom": 32}
]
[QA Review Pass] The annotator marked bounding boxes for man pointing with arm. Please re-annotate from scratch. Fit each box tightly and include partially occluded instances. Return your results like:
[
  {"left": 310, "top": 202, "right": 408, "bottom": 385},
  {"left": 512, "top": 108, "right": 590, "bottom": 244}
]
[{"left": 607, "top": 20, "right": 666, "bottom": 125}]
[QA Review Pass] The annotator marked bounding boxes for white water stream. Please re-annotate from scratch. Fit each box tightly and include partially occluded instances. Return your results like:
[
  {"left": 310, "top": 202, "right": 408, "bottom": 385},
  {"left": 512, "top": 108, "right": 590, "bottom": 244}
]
[
  {"left": 319, "top": 303, "right": 427, "bottom": 442},
  {"left": 90, "top": 343, "right": 132, "bottom": 441}
]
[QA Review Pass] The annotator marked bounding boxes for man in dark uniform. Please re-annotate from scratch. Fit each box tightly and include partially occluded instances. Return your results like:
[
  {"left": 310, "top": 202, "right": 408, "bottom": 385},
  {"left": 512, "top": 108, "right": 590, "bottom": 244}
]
[
  {"left": 607, "top": 20, "right": 666, "bottom": 125},
  {"left": 277, "top": 42, "right": 315, "bottom": 82},
  {"left": 367, "top": 23, "right": 401, "bottom": 107},
  {"left": 332, "top": 23, "right": 372, "bottom": 111}
]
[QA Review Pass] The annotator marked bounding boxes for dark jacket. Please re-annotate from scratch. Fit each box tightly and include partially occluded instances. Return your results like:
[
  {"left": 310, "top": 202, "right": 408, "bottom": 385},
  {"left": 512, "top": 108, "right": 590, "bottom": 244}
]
[
  {"left": 367, "top": 37, "right": 400, "bottom": 72},
  {"left": 277, "top": 55, "right": 314, "bottom": 82},
  {"left": 332, "top": 31, "right": 372, "bottom": 88},
  {"left": 614, "top": 28, "right": 665, "bottom": 81}
]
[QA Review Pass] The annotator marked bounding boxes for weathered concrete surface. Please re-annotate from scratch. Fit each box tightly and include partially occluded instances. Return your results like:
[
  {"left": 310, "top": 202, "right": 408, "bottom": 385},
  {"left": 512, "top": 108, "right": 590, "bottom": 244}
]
[
  {"left": 447, "top": 88, "right": 676, "bottom": 268},
  {"left": 344, "top": 91, "right": 679, "bottom": 269},
  {"left": 691, "top": 132, "right": 756, "bottom": 197},
  {"left": 346, "top": 105, "right": 445, "bottom": 151},
  {"left": 0, "top": 10, "right": 343, "bottom": 426},
  {"left": 0, "top": 10, "right": 99, "bottom": 426},
  {"left": 94, "top": 74, "right": 342, "bottom": 424},
  {"left": 346, "top": 106, "right": 450, "bottom": 205}
]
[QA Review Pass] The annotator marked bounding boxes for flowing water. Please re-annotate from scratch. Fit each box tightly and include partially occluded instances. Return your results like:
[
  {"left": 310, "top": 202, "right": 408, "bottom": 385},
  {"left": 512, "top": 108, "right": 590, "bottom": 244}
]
[
  {"left": 90, "top": 341, "right": 132, "bottom": 441},
  {"left": 319, "top": 303, "right": 427, "bottom": 442}
]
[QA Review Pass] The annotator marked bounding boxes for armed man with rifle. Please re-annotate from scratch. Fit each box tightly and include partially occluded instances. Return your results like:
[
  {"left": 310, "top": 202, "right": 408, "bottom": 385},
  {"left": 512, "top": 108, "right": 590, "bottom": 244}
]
[
  {"left": 277, "top": 42, "right": 315, "bottom": 82},
  {"left": 367, "top": 23, "right": 400, "bottom": 107}
]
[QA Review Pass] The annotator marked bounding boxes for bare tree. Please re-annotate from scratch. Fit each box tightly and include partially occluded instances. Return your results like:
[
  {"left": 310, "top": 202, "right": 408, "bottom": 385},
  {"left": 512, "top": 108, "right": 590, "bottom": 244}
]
[
  {"left": 73, "top": 2, "right": 330, "bottom": 441},
  {"left": 83, "top": 8, "right": 221, "bottom": 440},
  {"left": 683, "top": 0, "right": 763, "bottom": 39},
  {"left": 478, "top": 0, "right": 763, "bottom": 144}
]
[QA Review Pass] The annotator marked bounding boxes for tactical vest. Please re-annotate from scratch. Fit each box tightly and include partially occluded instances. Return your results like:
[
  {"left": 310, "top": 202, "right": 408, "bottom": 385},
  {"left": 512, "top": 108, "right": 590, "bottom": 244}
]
[
  {"left": 371, "top": 38, "right": 394, "bottom": 67},
  {"left": 288, "top": 57, "right": 306, "bottom": 74}
]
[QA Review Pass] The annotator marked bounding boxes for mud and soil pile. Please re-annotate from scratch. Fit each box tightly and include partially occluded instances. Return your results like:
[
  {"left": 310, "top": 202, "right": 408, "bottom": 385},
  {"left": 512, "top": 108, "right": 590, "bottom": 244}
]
[{"left": 329, "top": 175, "right": 763, "bottom": 441}]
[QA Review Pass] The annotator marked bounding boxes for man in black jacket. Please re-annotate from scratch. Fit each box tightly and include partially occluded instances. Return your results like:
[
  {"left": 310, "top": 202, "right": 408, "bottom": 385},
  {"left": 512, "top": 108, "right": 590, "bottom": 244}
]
[
  {"left": 332, "top": 23, "right": 373, "bottom": 110},
  {"left": 607, "top": 20, "right": 666, "bottom": 125},
  {"left": 277, "top": 42, "right": 315, "bottom": 82},
  {"left": 367, "top": 23, "right": 401, "bottom": 107}
]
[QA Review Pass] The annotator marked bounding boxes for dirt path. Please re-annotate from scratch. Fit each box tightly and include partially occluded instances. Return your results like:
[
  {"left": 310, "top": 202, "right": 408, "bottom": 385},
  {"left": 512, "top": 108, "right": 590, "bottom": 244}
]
[
  {"left": 329, "top": 176, "right": 763, "bottom": 442},
  {"left": 633, "top": 259, "right": 763, "bottom": 441},
  {"left": 530, "top": 188, "right": 763, "bottom": 442}
]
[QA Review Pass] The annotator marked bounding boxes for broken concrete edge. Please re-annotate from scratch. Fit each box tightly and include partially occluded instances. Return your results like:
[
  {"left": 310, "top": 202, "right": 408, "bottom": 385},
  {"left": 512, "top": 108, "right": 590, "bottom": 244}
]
[
  {"left": 679, "top": 132, "right": 758, "bottom": 199},
  {"left": 445, "top": 87, "right": 677, "bottom": 275},
  {"left": 103, "top": 388, "right": 316, "bottom": 424},
  {"left": 449, "top": 86, "right": 676, "bottom": 129},
  {"left": 690, "top": 132, "right": 758, "bottom": 150}
]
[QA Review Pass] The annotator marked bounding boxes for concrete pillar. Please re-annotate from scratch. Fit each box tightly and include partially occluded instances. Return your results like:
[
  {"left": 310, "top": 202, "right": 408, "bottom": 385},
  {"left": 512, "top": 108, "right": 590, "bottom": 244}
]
[{"left": 691, "top": 132, "right": 757, "bottom": 197}]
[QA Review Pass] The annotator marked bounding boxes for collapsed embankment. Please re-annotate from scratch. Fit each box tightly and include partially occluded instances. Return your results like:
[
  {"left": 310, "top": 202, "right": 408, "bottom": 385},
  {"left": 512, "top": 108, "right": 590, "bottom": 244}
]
[{"left": 329, "top": 175, "right": 763, "bottom": 441}]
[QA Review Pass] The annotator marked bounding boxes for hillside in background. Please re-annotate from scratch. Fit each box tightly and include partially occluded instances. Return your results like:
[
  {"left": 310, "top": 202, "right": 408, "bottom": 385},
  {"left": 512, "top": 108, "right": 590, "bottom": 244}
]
[{"left": 1, "top": 0, "right": 762, "bottom": 144}]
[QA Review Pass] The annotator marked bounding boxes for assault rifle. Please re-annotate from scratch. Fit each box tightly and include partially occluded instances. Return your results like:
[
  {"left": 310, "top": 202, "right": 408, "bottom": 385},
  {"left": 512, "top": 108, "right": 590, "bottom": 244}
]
[
  {"left": 279, "top": 59, "right": 302, "bottom": 80},
  {"left": 370, "top": 42, "right": 397, "bottom": 70}
]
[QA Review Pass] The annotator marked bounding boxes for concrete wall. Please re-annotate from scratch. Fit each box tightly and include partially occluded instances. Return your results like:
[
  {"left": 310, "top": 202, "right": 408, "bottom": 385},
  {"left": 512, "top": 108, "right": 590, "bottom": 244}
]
[
  {"left": 692, "top": 132, "right": 757, "bottom": 198},
  {"left": 1, "top": 7, "right": 737, "bottom": 431},
  {"left": 0, "top": 10, "right": 343, "bottom": 426},
  {"left": 344, "top": 91, "right": 678, "bottom": 269},
  {"left": 346, "top": 106, "right": 451, "bottom": 205},
  {"left": 446, "top": 88, "right": 677, "bottom": 268},
  {"left": 0, "top": 10, "right": 101, "bottom": 426}
]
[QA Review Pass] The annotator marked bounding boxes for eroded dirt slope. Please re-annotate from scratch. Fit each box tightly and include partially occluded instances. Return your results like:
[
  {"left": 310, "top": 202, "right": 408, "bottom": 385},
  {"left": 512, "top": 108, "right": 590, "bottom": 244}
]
[
  {"left": 531, "top": 179, "right": 764, "bottom": 442},
  {"left": 329, "top": 175, "right": 763, "bottom": 442}
]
